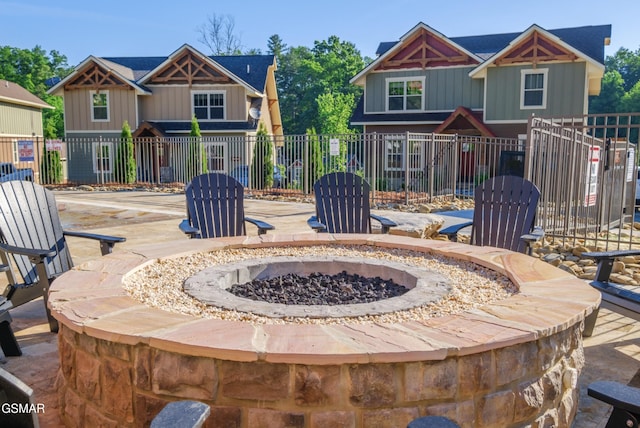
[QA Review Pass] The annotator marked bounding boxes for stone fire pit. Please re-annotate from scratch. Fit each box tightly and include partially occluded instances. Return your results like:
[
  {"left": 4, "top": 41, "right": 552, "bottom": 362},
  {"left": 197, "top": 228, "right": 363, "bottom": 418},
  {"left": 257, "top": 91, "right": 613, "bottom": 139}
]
[{"left": 49, "top": 234, "right": 600, "bottom": 427}]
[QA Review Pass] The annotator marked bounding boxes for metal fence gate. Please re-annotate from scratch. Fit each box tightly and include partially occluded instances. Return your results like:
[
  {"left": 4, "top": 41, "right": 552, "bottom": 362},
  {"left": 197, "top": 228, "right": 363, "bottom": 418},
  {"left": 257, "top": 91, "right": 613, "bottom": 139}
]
[{"left": 526, "top": 113, "right": 640, "bottom": 250}]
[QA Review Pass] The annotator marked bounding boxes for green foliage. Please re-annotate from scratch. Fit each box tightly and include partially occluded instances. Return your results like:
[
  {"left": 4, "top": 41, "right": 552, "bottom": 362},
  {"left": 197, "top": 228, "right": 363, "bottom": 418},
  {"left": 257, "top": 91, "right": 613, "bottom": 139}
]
[
  {"left": 590, "top": 70, "right": 626, "bottom": 114},
  {"left": 40, "top": 146, "right": 63, "bottom": 184},
  {"left": 0, "top": 45, "right": 72, "bottom": 137},
  {"left": 115, "top": 121, "right": 136, "bottom": 183},
  {"left": 275, "top": 36, "right": 365, "bottom": 134},
  {"left": 605, "top": 47, "right": 640, "bottom": 93},
  {"left": 267, "top": 34, "right": 287, "bottom": 61},
  {"left": 316, "top": 91, "right": 355, "bottom": 135},
  {"left": 251, "top": 124, "right": 274, "bottom": 189},
  {"left": 302, "top": 127, "right": 324, "bottom": 192},
  {"left": 591, "top": 46, "right": 640, "bottom": 115},
  {"left": 186, "top": 116, "right": 208, "bottom": 179}
]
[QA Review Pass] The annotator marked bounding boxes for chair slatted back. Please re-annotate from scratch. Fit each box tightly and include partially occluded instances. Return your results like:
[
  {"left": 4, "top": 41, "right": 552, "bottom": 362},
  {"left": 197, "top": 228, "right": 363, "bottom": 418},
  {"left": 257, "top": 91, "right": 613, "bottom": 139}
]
[
  {"left": 185, "top": 173, "right": 246, "bottom": 238},
  {"left": 471, "top": 175, "right": 541, "bottom": 253},
  {"left": 313, "top": 172, "right": 371, "bottom": 234},
  {"left": 0, "top": 181, "right": 73, "bottom": 284}
]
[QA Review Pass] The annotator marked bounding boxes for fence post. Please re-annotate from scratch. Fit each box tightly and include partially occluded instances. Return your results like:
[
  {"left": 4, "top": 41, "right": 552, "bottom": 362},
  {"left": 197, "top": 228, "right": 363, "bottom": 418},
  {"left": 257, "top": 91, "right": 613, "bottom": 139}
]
[{"left": 404, "top": 131, "right": 410, "bottom": 205}]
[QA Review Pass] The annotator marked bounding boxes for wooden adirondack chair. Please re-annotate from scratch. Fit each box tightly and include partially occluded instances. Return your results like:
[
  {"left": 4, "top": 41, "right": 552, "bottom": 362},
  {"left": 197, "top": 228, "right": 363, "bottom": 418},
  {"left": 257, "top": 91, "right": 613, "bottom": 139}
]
[
  {"left": 179, "top": 173, "right": 274, "bottom": 238},
  {"left": 580, "top": 249, "right": 640, "bottom": 337},
  {"left": 0, "top": 180, "right": 126, "bottom": 334},
  {"left": 308, "top": 172, "right": 397, "bottom": 234},
  {"left": 588, "top": 381, "right": 640, "bottom": 428},
  {"left": 440, "top": 175, "right": 544, "bottom": 254}
]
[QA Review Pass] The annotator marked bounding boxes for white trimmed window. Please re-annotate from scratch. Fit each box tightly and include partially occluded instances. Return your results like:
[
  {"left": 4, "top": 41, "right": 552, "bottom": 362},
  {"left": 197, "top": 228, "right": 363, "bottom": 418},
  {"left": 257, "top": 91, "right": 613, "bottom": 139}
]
[
  {"left": 92, "top": 141, "right": 113, "bottom": 173},
  {"left": 520, "top": 69, "right": 548, "bottom": 109},
  {"left": 205, "top": 142, "right": 226, "bottom": 172},
  {"left": 91, "top": 91, "right": 109, "bottom": 121},
  {"left": 386, "top": 77, "right": 424, "bottom": 111},
  {"left": 385, "top": 137, "right": 423, "bottom": 171},
  {"left": 385, "top": 137, "right": 404, "bottom": 170},
  {"left": 193, "top": 91, "right": 225, "bottom": 120}
]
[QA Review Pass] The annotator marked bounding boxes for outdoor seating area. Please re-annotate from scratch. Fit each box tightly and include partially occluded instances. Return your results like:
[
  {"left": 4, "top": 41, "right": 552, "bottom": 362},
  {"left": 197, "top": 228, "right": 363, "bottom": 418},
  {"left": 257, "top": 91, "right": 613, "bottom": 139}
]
[{"left": 0, "top": 188, "right": 638, "bottom": 427}]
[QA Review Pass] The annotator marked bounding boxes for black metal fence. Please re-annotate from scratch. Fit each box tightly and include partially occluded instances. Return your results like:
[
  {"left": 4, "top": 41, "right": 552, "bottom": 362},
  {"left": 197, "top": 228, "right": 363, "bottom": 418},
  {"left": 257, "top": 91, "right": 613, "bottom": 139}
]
[{"left": 2, "top": 114, "right": 639, "bottom": 248}]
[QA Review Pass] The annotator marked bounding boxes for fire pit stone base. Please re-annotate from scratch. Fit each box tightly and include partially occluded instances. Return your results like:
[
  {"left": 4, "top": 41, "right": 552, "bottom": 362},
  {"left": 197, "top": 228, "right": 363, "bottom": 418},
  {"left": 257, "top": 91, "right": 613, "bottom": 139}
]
[{"left": 50, "top": 234, "right": 599, "bottom": 428}]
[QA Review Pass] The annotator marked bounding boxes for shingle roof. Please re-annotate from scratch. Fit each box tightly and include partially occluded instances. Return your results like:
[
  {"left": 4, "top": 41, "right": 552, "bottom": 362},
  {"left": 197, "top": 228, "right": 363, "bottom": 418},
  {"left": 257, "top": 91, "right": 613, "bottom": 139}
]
[
  {"left": 102, "top": 54, "right": 275, "bottom": 93},
  {"left": 350, "top": 97, "right": 451, "bottom": 124},
  {"left": 0, "top": 79, "right": 52, "bottom": 109},
  {"left": 376, "top": 24, "right": 611, "bottom": 64}
]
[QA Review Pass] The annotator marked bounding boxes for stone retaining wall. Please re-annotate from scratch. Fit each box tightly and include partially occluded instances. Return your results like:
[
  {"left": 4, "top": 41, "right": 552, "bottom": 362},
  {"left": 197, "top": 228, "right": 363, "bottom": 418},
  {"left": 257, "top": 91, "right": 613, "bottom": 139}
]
[
  {"left": 57, "top": 322, "right": 584, "bottom": 428},
  {"left": 49, "top": 234, "right": 600, "bottom": 428}
]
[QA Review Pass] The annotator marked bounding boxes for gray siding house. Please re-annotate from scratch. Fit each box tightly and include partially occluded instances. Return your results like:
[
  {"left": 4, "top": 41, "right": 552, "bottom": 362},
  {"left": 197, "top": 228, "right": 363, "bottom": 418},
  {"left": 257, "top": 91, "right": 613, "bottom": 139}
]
[{"left": 350, "top": 23, "right": 611, "bottom": 139}]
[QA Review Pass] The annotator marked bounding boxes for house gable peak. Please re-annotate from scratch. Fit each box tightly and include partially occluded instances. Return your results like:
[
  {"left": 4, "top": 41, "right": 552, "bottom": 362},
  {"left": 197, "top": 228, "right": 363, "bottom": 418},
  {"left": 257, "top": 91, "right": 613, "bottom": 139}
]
[{"left": 377, "top": 23, "right": 481, "bottom": 71}]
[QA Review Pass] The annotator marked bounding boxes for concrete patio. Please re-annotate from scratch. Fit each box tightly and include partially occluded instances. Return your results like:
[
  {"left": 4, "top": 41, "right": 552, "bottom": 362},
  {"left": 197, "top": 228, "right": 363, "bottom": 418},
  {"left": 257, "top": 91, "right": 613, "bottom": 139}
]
[{"left": 1, "top": 190, "right": 639, "bottom": 427}]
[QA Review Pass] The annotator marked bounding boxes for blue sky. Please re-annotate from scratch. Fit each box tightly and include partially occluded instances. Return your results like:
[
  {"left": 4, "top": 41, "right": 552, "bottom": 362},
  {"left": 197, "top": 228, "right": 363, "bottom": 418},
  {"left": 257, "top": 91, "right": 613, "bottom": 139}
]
[{"left": 1, "top": 0, "right": 638, "bottom": 66}]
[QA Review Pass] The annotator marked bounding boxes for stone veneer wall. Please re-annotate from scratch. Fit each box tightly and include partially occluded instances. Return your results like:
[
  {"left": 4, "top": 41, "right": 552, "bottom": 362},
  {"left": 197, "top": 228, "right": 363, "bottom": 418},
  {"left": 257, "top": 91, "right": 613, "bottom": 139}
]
[{"left": 56, "top": 321, "right": 584, "bottom": 428}]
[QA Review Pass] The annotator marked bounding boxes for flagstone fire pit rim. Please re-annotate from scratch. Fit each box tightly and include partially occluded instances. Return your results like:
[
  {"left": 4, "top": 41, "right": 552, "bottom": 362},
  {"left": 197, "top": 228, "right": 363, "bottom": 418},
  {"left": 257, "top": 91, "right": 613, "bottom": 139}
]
[{"left": 48, "top": 233, "right": 601, "bottom": 365}]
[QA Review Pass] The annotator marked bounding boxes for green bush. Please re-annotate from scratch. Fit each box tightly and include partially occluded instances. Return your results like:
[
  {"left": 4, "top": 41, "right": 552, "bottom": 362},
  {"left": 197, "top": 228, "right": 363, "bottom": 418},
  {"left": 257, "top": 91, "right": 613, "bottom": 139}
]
[
  {"left": 251, "top": 124, "right": 274, "bottom": 189},
  {"left": 40, "top": 147, "right": 63, "bottom": 184},
  {"left": 114, "top": 121, "right": 136, "bottom": 183}
]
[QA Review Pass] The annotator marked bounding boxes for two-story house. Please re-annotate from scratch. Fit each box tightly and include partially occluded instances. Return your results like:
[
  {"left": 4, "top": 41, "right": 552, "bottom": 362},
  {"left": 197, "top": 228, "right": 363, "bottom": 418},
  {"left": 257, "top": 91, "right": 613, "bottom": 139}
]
[
  {"left": 350, "top": 22, "right": 611, "bottom": 139},
  {"left": 47, "top": 44, "right": 282, "bottom": 183},
  {"left": 0, "top": 80, "right": 53, "bottom": 180}
]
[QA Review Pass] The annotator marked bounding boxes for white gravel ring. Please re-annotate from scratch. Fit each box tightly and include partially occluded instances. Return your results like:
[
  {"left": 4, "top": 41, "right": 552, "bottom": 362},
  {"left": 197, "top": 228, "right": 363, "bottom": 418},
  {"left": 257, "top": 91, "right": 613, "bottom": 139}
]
[{"left": 123, "top": 245, "right": 518, "bottom": 325}]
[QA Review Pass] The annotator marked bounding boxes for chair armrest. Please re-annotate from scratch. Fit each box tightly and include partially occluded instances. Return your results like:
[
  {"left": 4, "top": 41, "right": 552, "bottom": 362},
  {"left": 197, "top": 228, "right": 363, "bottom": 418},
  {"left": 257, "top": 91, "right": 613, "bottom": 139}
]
[
  {"left": 370, "top": 214, "right": 397, "bottom": 234},
  {"left": 64, "top": 230, "right": 126, "bottom": 255},
  {"left": 0, "top": 242, "right": 56, "bottom": 262},
  {"left": 588, "top": 381, "right": 640, "bottom": 415},
  {"left": 521, "top": 226, "right": 545, "bottom": 243},
  {"left": 582, "top": 249, "right": 640, "bottom": 282},
  {"left": 439, "top": 221, "right": 473, "bottom": 240},
  {"left": 244, "top": 217, "right": 275, "bottom": 236},
  {"left": 307, "top": 216, "right": 327, "bottom": 232},
  {"left": 179, "top": 219, "right": 200, "bottom": 238},
  {"left": 0, "top": 264, "right": 10, "bottom": 273}
]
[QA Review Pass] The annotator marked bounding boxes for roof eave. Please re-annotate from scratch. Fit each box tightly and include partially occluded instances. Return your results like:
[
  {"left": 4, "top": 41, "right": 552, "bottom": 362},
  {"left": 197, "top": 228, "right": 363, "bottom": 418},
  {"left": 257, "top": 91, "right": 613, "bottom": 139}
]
[{"left": 0, "top": 96, "right": 53, "bottom": 110}]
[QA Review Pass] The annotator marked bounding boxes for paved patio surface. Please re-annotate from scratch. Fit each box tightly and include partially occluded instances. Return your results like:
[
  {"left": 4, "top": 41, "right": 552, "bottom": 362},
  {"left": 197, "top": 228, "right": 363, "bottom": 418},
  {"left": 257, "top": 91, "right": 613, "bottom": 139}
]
[{"left": 1, "top": 190, "right": 638, "bottom": 427}]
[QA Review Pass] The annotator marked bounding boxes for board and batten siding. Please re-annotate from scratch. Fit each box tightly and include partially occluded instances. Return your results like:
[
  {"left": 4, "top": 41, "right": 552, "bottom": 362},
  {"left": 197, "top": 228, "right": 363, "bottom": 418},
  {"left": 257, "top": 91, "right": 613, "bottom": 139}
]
[
  {"left": 64, "top": 88, "right": 136, "bottom": 131},
  {"left": 140, "top": 85, "right": 247, "bottom": 121},
  {"left": 484, "top": 62, "right": 587, "bottom": 122},
  {"left": 0, "top": 102, "right": 44, "bottom": 136},
  {"left": 365, "top": 67, "right": 483, "bottom": 113}
]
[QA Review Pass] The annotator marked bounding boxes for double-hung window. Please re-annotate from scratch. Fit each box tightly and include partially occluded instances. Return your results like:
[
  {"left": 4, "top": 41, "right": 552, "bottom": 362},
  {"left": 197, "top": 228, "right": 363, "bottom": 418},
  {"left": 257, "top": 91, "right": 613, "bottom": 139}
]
[
  {"left": 387, "top": 78, "right": 424, "bottom": 111},
  {"left": 91, "top": 91, "right": 109, "bottom": 121},
  {"left": 384, "top": 137, "right": 424, "bottom": 171},
  {"left": 193, "top": 91, "right": 225, "bottom": 120},
  {"left": 520, "top": 69, "right": 548, "bottom": 109},
  {"left": 205, "top": 142, "right": 226, "bottom": 172},
  {"left": 92, "top": 141, "right": 113, "bottom": 173}
]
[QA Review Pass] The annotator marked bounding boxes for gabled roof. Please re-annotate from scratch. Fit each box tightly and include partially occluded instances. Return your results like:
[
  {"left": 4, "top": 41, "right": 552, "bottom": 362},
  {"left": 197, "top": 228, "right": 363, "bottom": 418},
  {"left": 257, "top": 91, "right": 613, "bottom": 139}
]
[
  {"left": 47, "top": 45, "right": 276, "bottom": 97},
  {"left": 433, "top": 106, "right": 495, "bottom": 137},
  {"left": 468, "top": 24, "right": 607, "bottom": 79},
  {"left": 47, "top": 55, "right": 153, "bottom": 96},
  {"left": 0, "top": 80, "right": 53, "bottom": 110},
  {"left": 375, "top": 24, "right": 611, "bottom": 65},
  {"left": 351, "top": 22, "right": 483, "bottom": 85}
]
